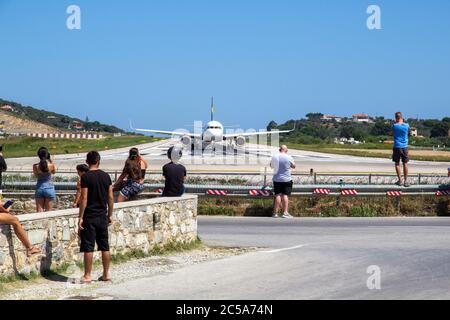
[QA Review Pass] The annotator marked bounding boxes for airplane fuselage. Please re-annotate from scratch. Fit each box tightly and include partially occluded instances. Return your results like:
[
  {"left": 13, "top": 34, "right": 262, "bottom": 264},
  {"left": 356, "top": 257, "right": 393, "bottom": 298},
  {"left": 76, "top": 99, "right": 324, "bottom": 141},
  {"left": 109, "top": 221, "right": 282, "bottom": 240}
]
[{"left": 202, "top": 120, "right": 224, "bottom": 143}]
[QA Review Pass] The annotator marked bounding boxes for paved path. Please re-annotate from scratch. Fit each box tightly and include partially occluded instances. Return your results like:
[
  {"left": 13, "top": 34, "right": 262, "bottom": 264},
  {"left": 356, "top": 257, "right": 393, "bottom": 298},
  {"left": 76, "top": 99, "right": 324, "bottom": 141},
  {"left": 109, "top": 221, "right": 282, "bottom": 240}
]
[{"left": 93, "top": 216, "right": 450, "bottom": 299}]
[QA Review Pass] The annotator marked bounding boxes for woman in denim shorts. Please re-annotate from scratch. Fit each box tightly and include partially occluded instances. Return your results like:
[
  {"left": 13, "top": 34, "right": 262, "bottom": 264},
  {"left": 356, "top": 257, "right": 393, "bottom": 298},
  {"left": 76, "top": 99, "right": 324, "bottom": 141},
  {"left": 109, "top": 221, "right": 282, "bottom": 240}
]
[{"left": 33, "top": 147, "right": 56, "bottom": 212}]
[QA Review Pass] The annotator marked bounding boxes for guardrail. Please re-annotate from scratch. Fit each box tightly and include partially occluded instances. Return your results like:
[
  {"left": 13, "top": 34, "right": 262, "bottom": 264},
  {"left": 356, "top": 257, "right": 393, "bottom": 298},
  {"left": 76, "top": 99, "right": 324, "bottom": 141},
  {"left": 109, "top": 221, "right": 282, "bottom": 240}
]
[
  {"left": 2, "top": 170, "right": 450, "bottom": 186},
  {"left": 2, "top": 181, "right": 449, "bottom": 198}
]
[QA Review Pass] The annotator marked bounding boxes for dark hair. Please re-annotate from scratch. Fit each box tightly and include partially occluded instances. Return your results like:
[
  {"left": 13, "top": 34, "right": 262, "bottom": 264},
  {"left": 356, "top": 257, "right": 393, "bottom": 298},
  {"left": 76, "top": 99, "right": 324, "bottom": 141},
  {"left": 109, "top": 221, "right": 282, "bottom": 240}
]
[
  {"left": 395, "top": 112, "right": 403, "bottom": 121},
  {"left": 86, "top": 151, "right": 101, "bottom": 166},
  {"left": 76, "top": 164, "right": 89, "bottom": 173},
  {"left": 167, "top": 146, "right": 182, "bottom": 160},
  {"left": 129, "top": 148, "right": 139, "bottom": 161},
  {"left": 37, "top": 147, "right": 50, "bottom": 173},
  {"left": 124, "top": 159, "right": 141, "bottom": 181}
]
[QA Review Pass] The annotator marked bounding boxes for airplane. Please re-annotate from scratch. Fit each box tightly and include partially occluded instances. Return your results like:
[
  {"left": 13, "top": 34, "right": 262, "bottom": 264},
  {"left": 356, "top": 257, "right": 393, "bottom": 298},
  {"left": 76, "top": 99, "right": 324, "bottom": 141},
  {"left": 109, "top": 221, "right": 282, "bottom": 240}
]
[{"left": 131, "top": 97, "right": 295, "bottom": 151}]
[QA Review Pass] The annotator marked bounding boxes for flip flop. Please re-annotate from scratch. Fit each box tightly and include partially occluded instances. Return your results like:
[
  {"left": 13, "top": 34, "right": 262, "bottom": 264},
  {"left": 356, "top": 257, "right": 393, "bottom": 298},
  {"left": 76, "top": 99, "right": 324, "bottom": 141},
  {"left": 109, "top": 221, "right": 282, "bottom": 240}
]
[
  {"left": 79, "top": 278, "right": 92, "bottom": 284},
  {"left": 97, "top": 276, "right": 112, "bottom": 282}
]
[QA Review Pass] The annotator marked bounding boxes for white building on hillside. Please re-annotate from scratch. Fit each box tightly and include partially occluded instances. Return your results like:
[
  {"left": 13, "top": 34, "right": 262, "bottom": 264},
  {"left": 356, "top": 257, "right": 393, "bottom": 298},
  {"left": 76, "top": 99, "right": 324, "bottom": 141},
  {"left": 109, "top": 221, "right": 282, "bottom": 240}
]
[{"left": 352, "top": 114, "right": 372, "bottom": 123}]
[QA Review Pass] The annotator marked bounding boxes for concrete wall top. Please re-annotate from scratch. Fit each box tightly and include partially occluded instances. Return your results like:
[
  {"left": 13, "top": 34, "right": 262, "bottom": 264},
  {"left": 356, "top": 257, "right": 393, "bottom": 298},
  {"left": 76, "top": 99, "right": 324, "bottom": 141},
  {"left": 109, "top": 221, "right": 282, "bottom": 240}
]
[{"left": 17, "top": 195, "right": 198, "bottom": 222}]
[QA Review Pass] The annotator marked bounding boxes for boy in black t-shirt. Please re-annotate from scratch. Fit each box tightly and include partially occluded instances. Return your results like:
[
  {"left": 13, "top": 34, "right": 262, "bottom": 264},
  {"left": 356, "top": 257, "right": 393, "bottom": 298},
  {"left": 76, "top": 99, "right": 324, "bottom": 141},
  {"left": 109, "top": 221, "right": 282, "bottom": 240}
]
[
  {"left": 79, "top": 151, "right": 114, "bottom": 283},
  {"left": 162, "top": 146, "right": 187, "bottom": 197}
]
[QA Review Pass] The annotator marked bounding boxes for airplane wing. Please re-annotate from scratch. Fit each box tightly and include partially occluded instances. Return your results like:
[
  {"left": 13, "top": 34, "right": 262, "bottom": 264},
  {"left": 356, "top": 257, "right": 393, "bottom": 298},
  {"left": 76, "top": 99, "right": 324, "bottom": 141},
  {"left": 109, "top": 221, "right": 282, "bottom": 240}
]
[
  {"left": 223, "top": 125, "right": 296, "bottom": 139},
  {"left": 133, "top": 128, "right": 202, "bottom": 138}
]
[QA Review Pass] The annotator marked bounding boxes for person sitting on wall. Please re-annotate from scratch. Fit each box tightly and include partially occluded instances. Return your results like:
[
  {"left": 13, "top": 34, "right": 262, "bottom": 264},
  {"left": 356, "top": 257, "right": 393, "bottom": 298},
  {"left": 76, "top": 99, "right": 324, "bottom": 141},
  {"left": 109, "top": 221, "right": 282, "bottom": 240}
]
[
  {"left": 0, "top": 202, "right": 41, "bottom": 257},
  {"left": 162, "top": 146, "right": 186, "bottom": 197},
  {"left": 0, "top": 145, "right": 7, "bottom": 189},
  {"left": 114, "top": 148, "right": 148, "bottom": 202}
]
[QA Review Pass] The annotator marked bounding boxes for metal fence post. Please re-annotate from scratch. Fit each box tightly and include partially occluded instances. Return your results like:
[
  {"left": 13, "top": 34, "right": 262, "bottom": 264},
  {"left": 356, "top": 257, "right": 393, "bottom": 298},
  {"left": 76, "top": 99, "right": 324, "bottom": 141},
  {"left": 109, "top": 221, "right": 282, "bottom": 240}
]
[
  {"left": 263, "top": 167, "right": 267, "bottom": 186},
  {"left": 114, "top": 171, "right": 118, "bottom": 182},
  {"left": 418, "top": 174, "right": 422, "bottom": 185},
  {"left": 369, "top": 174, "right": 372, "bottom": 185},
  {"left": 314, "top": 173, "right": 317, "bottom": 185}
]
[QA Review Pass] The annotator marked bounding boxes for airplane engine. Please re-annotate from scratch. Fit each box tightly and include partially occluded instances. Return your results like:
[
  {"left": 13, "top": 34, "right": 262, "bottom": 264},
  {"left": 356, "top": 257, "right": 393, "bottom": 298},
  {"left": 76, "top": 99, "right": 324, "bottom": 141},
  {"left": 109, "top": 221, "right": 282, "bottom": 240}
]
[
  {"left": 180, "top": 135, "right": 191, "bottom": 147},
  {"left": 235, "top": 136, "right": 246, "bottom": 147}
]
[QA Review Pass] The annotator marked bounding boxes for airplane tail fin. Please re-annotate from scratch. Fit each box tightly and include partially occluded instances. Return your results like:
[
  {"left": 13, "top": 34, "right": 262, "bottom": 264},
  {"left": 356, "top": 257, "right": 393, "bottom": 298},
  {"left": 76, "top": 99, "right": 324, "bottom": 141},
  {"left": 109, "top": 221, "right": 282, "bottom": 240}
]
[{"left": 210, "top": 96, "right": 215, "bottom": 121}]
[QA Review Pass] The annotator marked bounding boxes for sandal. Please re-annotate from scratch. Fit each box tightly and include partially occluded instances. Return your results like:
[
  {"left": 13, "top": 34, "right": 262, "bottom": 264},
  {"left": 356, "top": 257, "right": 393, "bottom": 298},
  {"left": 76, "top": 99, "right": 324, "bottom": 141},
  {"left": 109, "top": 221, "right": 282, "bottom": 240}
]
[
  {"left": 26, "top": 246, "right": 42, "bottom": 257},
  {"left": 79, "top": 277, "right": 92, "bottom": 284},
  {"left": 97, "top": 276, "right": 112, "bottom": 282}
]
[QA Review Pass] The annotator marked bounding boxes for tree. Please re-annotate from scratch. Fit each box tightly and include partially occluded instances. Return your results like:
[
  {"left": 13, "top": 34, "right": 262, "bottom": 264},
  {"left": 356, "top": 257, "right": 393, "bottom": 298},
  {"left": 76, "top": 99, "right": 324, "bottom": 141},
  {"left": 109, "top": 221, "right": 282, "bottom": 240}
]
[
  {"left": 306, "top": 113, "right": 323, "bottom": 121},
  {"left": 371, "top": 120, "right": 391, "bottom": 136},
  {"left": 340, "top": 125, "right": 355, "bottom": 139},
  {"left": 430, "top": 122, "right": 449, "bottom": 138}
]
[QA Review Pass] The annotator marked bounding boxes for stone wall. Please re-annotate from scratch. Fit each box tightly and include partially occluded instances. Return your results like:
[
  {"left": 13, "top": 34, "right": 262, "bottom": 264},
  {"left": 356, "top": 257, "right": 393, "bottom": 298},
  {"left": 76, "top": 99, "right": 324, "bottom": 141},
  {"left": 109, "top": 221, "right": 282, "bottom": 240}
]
[
  {"left": 7, "top": 194, "right": 75, "bottom": 214},
  {"left": 0, "top": 195, "right": 198, "bottom": 276}
]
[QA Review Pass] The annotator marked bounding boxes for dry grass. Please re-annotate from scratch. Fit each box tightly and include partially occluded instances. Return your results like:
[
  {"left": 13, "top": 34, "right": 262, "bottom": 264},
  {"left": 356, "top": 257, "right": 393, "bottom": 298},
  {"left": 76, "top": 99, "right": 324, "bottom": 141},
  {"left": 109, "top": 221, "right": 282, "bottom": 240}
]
[{"left": 198, "top": 197, "right": 450, "bottom": 217}]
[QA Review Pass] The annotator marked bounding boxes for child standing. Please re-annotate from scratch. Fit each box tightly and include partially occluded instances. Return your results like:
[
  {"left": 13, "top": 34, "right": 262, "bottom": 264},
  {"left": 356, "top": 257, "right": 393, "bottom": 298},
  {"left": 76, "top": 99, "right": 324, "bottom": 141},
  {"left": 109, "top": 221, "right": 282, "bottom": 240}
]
[{"left": 73, "top": 164, "right": 89, "bottom": 208}]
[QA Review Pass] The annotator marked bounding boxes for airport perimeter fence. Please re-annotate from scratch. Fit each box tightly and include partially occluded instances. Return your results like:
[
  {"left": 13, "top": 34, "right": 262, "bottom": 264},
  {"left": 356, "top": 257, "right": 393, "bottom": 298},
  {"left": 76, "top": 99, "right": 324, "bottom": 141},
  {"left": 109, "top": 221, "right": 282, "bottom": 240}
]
[
  {"left": 1, "top": 170, "right": 449, "bottom": 186},
  {"left": 1, "top": 170, "right": 449, "bottom": 199}
]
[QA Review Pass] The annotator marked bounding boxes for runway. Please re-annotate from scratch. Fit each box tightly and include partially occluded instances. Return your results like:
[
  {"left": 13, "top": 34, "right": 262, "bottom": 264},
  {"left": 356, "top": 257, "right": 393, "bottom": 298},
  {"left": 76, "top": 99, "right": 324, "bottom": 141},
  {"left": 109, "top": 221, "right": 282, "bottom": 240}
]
[
  {"left": 93, "top": 216, "right": 450, "bottom": 300},
  {"left": 4, "top": 139, "right": 450, "bottom": 174}
]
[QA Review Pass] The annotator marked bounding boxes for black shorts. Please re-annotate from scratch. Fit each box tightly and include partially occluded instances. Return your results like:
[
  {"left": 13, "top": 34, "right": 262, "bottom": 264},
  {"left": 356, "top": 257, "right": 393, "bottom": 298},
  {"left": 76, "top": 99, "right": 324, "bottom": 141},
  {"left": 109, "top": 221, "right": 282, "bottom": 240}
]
[
  {"left": 80, "top": 215, "right": 110, "bottom": 253},
  {"left": 393, "top": 148, "right": 409, "bottom": 164},
  {"left": 273, "top": 181, "right": 293, "bottom": 196}
]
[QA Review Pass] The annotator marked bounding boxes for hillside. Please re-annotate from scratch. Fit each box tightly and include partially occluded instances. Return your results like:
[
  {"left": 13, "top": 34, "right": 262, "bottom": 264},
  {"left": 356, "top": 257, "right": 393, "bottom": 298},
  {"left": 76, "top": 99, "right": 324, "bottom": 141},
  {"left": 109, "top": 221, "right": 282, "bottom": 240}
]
[
  {"left": 270, "top": 113, "right": 450, "bottom": 148},
  {"left": 0, "top": 110, "right": 59, "bottom": 134},
  {"left": 0, "top": 98, "right": 124, "bottom": 134}
]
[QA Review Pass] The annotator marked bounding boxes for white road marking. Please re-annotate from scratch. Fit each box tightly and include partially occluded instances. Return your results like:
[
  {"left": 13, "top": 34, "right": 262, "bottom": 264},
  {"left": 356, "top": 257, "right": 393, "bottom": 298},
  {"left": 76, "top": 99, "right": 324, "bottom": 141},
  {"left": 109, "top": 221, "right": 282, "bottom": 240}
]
[{"left": 261, "top": 244, "right": 307, "bottom": 253}]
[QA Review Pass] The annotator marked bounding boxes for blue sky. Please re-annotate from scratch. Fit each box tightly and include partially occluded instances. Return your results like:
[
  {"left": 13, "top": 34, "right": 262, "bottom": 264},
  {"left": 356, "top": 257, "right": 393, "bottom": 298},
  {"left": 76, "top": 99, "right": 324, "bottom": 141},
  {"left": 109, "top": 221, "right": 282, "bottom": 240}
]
[{"left": 0, "top": 0, "right": 449, "bottom": 131}]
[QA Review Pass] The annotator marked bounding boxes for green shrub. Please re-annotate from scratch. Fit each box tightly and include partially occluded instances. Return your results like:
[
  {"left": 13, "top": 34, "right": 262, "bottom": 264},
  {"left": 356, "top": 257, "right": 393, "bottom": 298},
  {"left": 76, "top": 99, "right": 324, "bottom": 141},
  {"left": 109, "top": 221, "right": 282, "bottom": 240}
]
[
  {"left": 321, "top": 206, "right": 340, "bottom": 217},
  {"left": 348, "top": 205, "right": 378, "bottom": 217},
  {"left": 436, "top": 199, "right": 450, "bottom": 217}
]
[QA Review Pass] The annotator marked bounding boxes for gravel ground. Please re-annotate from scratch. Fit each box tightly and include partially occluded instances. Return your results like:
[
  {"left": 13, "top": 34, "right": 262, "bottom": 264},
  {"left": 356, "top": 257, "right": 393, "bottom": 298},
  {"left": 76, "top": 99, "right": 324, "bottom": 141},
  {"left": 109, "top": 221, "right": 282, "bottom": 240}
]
[{"left": 0, "top": 246, "right": 253, "bottom": 300}]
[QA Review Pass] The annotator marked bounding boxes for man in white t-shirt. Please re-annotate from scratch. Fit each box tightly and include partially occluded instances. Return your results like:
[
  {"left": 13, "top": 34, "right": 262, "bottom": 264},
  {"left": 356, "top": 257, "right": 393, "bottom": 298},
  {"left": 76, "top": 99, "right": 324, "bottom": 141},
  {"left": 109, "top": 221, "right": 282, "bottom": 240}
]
[{"left": 270, "top": 145, "right": 296, "bottom": 218}]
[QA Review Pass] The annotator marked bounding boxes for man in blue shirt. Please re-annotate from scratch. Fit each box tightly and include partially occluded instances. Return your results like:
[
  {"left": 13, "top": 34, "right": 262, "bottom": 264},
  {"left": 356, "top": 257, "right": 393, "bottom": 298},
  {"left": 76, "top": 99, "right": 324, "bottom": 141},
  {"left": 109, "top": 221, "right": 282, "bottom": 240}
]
[{"left": 392, "top": 112, "right": 411, "bottom": 187}]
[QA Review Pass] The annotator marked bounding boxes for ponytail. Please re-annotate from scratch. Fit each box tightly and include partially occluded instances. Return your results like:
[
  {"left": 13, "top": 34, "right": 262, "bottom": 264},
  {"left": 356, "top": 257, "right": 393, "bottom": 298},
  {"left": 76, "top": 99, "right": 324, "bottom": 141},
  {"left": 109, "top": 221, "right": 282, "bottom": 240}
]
[{"left": 37, "top": 147, "right": 50, "bottom": 173}]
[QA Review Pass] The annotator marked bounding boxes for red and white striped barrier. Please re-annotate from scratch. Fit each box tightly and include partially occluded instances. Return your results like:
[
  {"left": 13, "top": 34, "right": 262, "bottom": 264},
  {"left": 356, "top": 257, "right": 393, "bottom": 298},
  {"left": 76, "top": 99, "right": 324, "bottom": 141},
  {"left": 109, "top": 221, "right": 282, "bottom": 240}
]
[
  {"left": 206, "top": 190, "right": 228, "bottom": 196},
  {"left": 386, "top": 191, "right": 402, "bottom": 197},
  {"left": 340, "top": 189, "right": 358, "bottom": 196},
  {"left": 249, "top": 189, "right": 272, "bottom": 197},
  {"left": 27, "top": 132, "right": 104, "bottom": 139},
  {"left": 313, "top": 188, "right": 331, "bottom": 195},
  {"left": 436, "top": 190, "right": 450, "bottom": 196},
  {"left": 154, "top": 188, "right": 163, "bottom": 194}
]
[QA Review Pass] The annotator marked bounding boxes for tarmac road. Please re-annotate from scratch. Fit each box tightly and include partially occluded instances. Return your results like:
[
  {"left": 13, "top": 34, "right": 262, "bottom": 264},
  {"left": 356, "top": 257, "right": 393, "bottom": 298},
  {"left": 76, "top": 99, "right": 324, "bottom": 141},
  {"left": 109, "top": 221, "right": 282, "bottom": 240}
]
[
  {"left": 5, "top": 139, "right": 450, "bottom": 174},
  {"left": 94, "top": 216, "right": 450, "bottom": 300}
]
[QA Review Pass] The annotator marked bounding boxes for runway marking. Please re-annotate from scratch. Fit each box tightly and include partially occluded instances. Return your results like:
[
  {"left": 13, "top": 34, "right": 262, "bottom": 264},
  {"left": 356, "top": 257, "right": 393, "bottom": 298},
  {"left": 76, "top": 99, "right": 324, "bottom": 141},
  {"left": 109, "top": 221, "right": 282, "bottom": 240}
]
[{"left": 261, "top": 244, "right": 306, "bottom": 253}]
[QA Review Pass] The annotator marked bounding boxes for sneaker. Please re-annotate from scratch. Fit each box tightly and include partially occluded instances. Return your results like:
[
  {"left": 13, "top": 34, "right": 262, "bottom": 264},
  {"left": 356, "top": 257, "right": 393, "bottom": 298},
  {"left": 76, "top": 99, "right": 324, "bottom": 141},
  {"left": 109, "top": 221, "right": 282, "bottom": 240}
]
[
  {"left": 404, "top": 182, "right": 411, "bottom": 188},
  {"left": 281, "top": 213, "right": 294, "bottom": 219},
  {"left": 272, "top": 213, "right": 280, "bottom": 218},
  {"left": 395, "top": 180, "right": 402, "bottom": 186}
]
